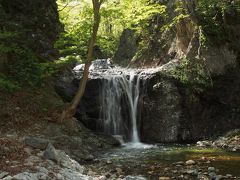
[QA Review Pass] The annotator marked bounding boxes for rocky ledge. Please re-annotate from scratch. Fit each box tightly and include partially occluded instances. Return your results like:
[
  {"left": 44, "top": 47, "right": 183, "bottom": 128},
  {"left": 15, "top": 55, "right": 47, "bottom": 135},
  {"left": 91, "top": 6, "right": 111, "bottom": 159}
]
[{"left": 197, "top": 129, "right": 240, "bottom": 152}]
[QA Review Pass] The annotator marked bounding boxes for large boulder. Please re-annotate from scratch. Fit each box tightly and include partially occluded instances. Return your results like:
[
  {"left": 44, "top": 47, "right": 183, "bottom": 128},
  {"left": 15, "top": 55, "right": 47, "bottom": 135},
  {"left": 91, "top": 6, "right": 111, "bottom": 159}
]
[
  {"left": 140, "top": 70, "right": 182, "bottom": 142},
  {"left": 140, "top": 59, "right": 240, "bottom": 143}
]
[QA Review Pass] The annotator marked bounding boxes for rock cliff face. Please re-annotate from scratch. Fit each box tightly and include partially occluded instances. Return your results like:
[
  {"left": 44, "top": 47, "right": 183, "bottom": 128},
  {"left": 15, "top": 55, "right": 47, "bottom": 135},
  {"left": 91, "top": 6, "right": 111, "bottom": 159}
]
[
  {"left": 140, "top": 70, "right": 182, "bottom": 142},
  {"left": 138, "top": 0, "right": 240, "bottom": 142},
  {"left": 0, "top": 0, "right": 62, "bottom": 65},
  {"left": 113, "top": 29, "right": 139, "bottom": 67},
  {"left": 140, "top": 63, "right": 240, "bottom": 143}
]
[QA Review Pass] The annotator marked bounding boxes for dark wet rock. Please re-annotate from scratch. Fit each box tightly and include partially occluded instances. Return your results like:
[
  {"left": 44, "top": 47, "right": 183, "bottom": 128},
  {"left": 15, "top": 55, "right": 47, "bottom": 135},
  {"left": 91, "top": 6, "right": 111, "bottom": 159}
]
[
  {"left": 140, "top": 60, "right": 240, "bottom": 143},
  {"left": 140, "top": 69, "right": 182, "bottom": 142},
  {"left": 54, "top": 68, "right": 78, "bottom": 102},
  {"left": 24, "top": 137, "right": 49, "bottom": 150}
]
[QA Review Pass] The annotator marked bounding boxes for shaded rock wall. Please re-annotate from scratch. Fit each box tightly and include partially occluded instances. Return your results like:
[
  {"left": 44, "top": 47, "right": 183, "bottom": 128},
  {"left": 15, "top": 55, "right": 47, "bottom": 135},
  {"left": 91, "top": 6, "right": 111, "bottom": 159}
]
[
  {"left": 140, "top": 73, "right": 182, "bottom": 142},
  {"left": 55, "top": 71, "right": 102, "bottom": 131},
  {"left": 0, "top": 0, "right": 62, "bottom": 63},
  {"left": 140, "top": 65, "right": 240, "bottom": 143},
  {"left": 113, "top": 29, "right": 139, "bottom": 67}
]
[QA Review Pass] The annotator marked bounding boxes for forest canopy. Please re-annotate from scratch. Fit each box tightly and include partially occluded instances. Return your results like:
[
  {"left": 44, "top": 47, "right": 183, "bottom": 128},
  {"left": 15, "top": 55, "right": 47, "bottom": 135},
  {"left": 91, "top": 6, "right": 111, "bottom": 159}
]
[
  {"left": 0, "top": 0, "right": 239, "bottom": 91},
  {"left": 55, "top": 0, "right": 166, "bottom": 61}
]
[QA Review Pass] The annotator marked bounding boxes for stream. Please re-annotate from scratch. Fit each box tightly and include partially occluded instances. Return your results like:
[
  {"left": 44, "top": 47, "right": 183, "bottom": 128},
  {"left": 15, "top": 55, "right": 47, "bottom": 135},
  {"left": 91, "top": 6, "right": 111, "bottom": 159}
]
[
  {"left": 85, "top": 143, "right": 240, "bottom": 179},
  {"left": 73, "top": 60, "right": 240, "bottom": 179}
]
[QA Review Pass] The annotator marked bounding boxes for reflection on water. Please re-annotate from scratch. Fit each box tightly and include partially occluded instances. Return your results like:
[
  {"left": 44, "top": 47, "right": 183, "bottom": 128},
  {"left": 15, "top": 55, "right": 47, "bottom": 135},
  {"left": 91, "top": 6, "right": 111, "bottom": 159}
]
[{"left": 94, "top": 144, "right": 240, "bottom": 177}]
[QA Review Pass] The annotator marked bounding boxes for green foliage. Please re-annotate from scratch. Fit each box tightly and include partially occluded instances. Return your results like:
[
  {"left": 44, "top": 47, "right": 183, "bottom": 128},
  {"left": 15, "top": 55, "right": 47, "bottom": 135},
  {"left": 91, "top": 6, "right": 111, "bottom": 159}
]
[
  {"left": 0, "top": 74, "right": 20, "bottom": 92},
  {"left": 195, "top": 0, "right": 229, "bottom": 43},
  {"left": 56, "top": 0, "right": 166, "bottom": 60},
  {"left": 161, "top": 0, "right": 189, "bottom": 32},
  {"left": 0, "top": 29, "right": 70, "bottom": 87},
  {"left": 0, "top": 31, "right": 22, "bottom": 54},
  {"left": 161, "top": 13, "right": 189, "bottom": 32},
  {"left": 161, "top": 0, "right": 239, "bottom": 45},
  {"left": 0, "top": 30, "right": 45, "bottom": 86},
  {"left": 9, "top": 49, "right": 44, "bottom": 86},
  {"left": 56, "top": 0, "right": 93, "bottom": 59},
  {"left": 170, "top": 58, "right": 211, "bottom": 93},
  {"left": 40, "top": 56, "right": 77, "bottom": 78}
]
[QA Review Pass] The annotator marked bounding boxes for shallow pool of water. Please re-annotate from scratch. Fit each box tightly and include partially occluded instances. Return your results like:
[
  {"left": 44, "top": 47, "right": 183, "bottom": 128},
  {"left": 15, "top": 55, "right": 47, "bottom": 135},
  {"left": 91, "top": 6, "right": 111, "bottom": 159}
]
[{"left": 86, "top": 143, "right": 240, "bottom": 179}]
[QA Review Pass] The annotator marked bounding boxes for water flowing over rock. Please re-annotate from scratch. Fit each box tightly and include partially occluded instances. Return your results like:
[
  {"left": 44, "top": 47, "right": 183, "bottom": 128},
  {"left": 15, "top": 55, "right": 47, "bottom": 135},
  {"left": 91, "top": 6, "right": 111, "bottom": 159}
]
[
  {"left": 56, "top": 58, "right": 240, "bottom": 143},
  {"left": 56, "top": 60, "right": 143, "bottom": 143},
  {"left": 99, "top": 72, "right": 141, "bottom": 142}
]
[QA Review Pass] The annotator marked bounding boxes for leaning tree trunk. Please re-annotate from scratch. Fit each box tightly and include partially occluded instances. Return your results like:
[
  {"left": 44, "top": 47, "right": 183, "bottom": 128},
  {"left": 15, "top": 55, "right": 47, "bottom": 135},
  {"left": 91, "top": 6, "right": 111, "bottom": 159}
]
[{"left": 60, "top": 0, "right": 104, "bottom": 125}]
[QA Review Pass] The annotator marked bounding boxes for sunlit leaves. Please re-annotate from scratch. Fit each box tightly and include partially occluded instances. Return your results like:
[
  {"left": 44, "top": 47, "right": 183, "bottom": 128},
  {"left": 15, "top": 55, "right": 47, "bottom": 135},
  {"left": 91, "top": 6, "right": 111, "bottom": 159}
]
[{"left": 56, "top": 0, "right": 167, "bottom": 58}]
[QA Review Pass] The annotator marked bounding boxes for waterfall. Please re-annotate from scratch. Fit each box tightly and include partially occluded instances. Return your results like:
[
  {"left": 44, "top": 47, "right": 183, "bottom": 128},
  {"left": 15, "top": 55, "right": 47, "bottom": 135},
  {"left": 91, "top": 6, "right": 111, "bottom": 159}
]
[{"left": 100, "top": 72, "right": 141, "bottom": 143}]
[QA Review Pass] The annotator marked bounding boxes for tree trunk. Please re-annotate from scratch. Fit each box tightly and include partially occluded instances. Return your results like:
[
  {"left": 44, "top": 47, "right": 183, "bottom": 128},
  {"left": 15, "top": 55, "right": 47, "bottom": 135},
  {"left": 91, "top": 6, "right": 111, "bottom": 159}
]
[{"left": 60, "top": 0, "right": 104, "bottom": 124}]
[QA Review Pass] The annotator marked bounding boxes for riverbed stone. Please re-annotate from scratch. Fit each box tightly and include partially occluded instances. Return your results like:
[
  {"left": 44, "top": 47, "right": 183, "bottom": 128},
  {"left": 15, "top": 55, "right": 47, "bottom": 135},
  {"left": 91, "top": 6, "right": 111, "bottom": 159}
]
[
  {"left": 186, "top": 170, "right": 198, "bottom": 176},
  {"left": 116, "top": 167, "right": 123, "bottom": 174},
  {"left": 159, "top": 177, "right": 171, "bottom": 180},
  {"left": 2, "top": 176, "right": 13, "bottom": 180},
  {"left": 98, "top": 175, "right": 107, "bottom": 180},
  {"left": 197, "top": 141, "right": 212, "bottom": 147},
  {"left": 124, "top": 176, "right": 147, "bottom": 180},
  {"left": 185, "top": 160, "right": 196, "bottom": 165},
  {"left": 209, "top": 172, "right": 217, "bottom": 179},
  {"left": 0, "top": 172, "right": 9, "bottom": 179},
  {"left": 176, "top": 161, "right": 184, "bottom": 165},
  {"left": 43, "top": 143, "right": 59, "bottom": 162},
  {"left": 208, "top": 167, "right": 215, "bottom": 172},
  {"left": 13, "top": 172, "right": 39, "bottom": 180}
]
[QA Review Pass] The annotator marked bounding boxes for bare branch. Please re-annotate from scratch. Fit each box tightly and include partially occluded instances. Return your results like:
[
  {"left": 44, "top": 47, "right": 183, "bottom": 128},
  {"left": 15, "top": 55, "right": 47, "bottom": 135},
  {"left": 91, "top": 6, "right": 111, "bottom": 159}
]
[{"left": 58, "top": 2, "right": 70, "bottom": 12}]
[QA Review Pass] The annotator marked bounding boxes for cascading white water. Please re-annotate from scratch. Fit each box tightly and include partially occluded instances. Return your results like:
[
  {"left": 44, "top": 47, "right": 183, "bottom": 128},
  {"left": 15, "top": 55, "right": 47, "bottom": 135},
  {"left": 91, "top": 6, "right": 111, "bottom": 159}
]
[
  {"left": 100, "top": 72, "right": 141, "bottom": 143},
  {"left": 74, "top": 59, "right": 155, "bottom": 148}
]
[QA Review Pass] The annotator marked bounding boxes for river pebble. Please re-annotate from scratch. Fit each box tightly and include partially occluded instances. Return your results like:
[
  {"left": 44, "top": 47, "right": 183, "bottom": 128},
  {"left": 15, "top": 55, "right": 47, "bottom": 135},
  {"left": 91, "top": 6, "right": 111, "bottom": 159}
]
[
  {"left": 208, "top": 167, "right": 215, "bottom": 172},
  {"left": 185, "top": 160, "right": 196, "bottom": 165}
]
